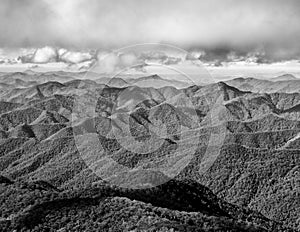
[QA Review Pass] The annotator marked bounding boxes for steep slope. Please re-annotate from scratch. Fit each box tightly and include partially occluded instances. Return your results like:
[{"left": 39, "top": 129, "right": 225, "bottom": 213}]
[
  {"left": 0, "top": 107, "right": 43, "bottom": 131},
  {"left": 178, "top": 144, "right": 300, "bottom": 230},
  {"left": 9, "top": 124, "right": 36, "bottom": 139},
  {"left": 0, "top": 101, "right": 22, "bottom": 114},
  {"left": 30, "top": 110, "right": 69, "bottom": 124}
]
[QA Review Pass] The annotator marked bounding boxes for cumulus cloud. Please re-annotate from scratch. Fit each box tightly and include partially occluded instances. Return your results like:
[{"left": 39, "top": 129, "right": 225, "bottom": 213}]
[
  {"left": 93, "top": 50, "right": 184, "bottom": 73},
  {"left": 18, "top": 47, "right": 57, "bottom": 63},
  {"left": 32, "top": 46, "right": 58, "bottom": 63},
  {"left": 0, "top": 0, "right": 300, "bottom": 62},
  {"left": 95, "top": 52, "right": 143, "bottom": 73},
  {"left": 163, "top": 57, "right": 182, "bottom": 65},
  {"left": 59, "top": 49, "right": 95, "bottom": 64},
  {"left": 18, "top": 46, "right": 96, "bottom": 64}
]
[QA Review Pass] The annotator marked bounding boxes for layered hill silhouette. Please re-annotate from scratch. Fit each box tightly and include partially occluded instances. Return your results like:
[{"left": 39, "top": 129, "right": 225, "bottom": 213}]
[
  {"left": 0, "top": 72, "right": 299, "bottom": 231},
  {"left": 95, "top": 74, "right": 190, "bottom": 88},
  {"left": 270, "top": 74, "right": 298, "bottom": 82},
  {"left": 226, "top": 76, "right": 300, "bottom": 93}
]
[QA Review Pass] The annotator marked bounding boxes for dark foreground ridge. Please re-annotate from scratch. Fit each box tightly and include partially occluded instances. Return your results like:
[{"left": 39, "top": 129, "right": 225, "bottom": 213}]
[{"left": 0, "top": 178, "right": 295, "bottom": 232}]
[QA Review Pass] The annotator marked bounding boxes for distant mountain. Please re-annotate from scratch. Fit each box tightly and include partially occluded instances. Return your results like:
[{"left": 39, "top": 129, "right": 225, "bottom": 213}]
[
  {"left": 96, "top": 77, "right": 129, "bottom": 87},
  {"left": 129, "top": 74, "right": 162, "bottom": 82},
  {"left": 128, "top": 74, "right": 190, "bottom": 88},
  {"left": 0, "top": 71, "right": 191, "bottom": 89},
  {"left": 0, "top": 71, "right": 75, "bottom": 85},
  {"left": 95, "top": 74, "right": 191, "bottom": 88},
  {"left": 226, "top": 77, "right": 300, "bottom": 93},
  {"left": 271, "top": 74, "right": 298, "bottom": 82}
]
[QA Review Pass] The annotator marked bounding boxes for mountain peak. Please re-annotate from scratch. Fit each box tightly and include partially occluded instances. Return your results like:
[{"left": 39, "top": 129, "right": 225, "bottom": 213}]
[
  {"left": 217, "top": 81, "right": 229, "bottom": 88},
  {"left": 217, "top": 81, "right": 244, "bottom": 93},
  {"left": 148, "top": 74, "right": 162, "bottom": 79},
  {"left": 214, "top": 81, "right": 250, "bottom": 101}
]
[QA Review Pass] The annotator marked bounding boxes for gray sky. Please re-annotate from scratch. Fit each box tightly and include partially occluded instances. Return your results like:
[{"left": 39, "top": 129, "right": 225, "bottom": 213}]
[{"left": 1, "top": 0, "right": 300, "bottom": 61}]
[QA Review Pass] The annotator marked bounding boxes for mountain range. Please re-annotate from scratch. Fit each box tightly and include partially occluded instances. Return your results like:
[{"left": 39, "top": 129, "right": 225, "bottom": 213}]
[
  {"left": 0, "top": 71, "right": 299, "bottom": 231},
  {"left": 225, "top": 74, "right": 300, "bottom": 93}
]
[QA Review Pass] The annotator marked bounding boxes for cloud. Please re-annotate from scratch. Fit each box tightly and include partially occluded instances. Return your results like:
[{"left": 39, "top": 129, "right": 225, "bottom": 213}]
[
  {"left": 59, "top": 49, "right": 95, "bottom": 64},
  {"left": 18, "top": 46, "right": 96, "bottom": 64},
  {"left": 93, "top": 50, "right": 184, "bottom": 73},
  {"left": 163, "top": 57, "right": 182, "bottom": 65},
  {"left": 139, "top": 51, "right": 182, "bottom": 65},
  {"left": 193, "top": 47, "right": 282, "bottom": 66},
  {"left": 95, "top": 52, "right": 143, "bottom": 73},
  {"left": 31, "top": 46, "right": 58, "bottom": 63},
  {"left": 0, "top": 0, "right": 300, "bottom": 61}
]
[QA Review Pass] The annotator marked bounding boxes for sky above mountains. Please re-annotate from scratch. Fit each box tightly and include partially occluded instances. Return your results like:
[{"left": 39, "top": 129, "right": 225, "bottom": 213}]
[
  {"left": 0, "top": 0, "right": 300, "bottom": 80},
  {"left": 0, "top": 0, "right": 300, "bottom": 62}
]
